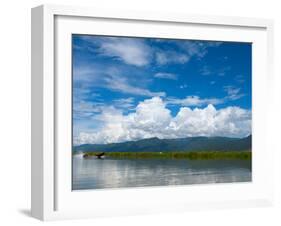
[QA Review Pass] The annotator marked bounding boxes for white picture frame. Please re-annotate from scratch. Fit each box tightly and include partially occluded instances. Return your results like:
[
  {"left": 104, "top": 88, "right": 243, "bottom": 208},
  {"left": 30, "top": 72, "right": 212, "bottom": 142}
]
[{"left": 31, "top": 4, "right": 274, "bottom": 221}]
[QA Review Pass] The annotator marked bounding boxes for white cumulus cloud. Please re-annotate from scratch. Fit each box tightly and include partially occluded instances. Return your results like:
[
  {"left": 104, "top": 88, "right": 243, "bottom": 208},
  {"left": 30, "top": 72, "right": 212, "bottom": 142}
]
[
  {"left": 74, "top": 97, "right": 251, "bottom": 145},
  {"left": 98, "top": 37, "right": 152, "bottom": 67}
]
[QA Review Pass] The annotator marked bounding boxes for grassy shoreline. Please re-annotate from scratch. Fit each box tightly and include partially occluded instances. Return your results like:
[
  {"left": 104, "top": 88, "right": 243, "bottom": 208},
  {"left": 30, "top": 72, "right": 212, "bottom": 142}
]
[{"left": 75, "top": 151, "right": 251, "bottom": 160}]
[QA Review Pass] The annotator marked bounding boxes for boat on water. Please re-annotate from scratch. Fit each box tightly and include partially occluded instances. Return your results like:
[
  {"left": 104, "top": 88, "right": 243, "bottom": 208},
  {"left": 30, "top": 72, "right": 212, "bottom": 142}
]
[{"left": 83, "top": 152, "right": 105, "bottom": 159}]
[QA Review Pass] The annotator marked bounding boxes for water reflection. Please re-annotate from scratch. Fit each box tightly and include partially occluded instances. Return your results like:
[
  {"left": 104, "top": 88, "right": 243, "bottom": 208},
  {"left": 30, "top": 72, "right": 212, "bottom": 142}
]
[{"left": 72, "top": 156, "right": 251, "bottom": 190}]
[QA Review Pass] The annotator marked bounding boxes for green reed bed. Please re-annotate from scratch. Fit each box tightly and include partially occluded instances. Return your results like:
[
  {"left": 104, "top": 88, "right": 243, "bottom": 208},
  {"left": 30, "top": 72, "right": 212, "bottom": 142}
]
[{"left": 79, "top": 151, "right": 251, "bottom": 160}]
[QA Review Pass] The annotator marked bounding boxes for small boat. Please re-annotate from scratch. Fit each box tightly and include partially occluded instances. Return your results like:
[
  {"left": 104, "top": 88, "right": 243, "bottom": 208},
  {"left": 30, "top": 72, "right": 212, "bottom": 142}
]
[
  {"left": 83, "top": 152, "right": 105, "bottom": 159},
  {"left": 83, "top": 153, "right": 90, "bottom": 158},
  {"left": 95, "top": 152, "right": 105, "bottom": 159}
]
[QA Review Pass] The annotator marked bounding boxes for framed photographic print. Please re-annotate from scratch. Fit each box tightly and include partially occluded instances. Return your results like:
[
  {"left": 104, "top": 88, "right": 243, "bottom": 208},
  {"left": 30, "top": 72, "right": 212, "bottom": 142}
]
[
  {"left": 71, "top": 34, "right": 253, "bottom": 190},
  {"left": 31, "top": 4, "right": 274, "bottom": 221}
]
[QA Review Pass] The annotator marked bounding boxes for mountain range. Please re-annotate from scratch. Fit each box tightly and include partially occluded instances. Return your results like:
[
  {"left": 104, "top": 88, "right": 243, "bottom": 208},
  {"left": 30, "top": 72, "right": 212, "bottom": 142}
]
[{"left": 73, "top": 135, "right": 251, "bottom": 153}]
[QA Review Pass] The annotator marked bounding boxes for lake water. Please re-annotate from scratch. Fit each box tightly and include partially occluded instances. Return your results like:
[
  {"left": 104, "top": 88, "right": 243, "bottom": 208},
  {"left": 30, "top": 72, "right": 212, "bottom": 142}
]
[{"left": 72, "top": 155, "right": 251, "bottom": 190}]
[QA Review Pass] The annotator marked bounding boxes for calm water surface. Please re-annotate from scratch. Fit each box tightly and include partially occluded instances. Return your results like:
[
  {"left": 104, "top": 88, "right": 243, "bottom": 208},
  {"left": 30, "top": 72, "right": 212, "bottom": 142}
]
[{"left": 72, "top": 155, "right": 251, "bottom": 190}]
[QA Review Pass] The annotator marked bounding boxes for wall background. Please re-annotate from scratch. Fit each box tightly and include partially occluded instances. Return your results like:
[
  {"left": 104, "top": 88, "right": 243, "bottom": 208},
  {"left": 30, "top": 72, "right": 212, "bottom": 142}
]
[{"left": 0, "top": 0, "right": 280, "bottom": 225}]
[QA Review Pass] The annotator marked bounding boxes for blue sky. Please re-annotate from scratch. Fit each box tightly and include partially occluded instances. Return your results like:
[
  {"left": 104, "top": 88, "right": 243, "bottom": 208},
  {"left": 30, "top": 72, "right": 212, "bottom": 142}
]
[{"left": 72, "top": 35, "right": 252, "bottom": 144}]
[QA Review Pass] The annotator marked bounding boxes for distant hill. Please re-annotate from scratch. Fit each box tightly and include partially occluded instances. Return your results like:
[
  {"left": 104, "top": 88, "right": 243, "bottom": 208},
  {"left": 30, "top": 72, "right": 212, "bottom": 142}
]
[{"left": 73, "top": 135, "right": 251, "bottom": 153}]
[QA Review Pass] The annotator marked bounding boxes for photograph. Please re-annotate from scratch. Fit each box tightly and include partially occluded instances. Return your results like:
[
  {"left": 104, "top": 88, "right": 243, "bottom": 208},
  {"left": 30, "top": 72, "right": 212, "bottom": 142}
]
[{"left": 72, "top": 34, "right": 252, "bottom": 190}]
